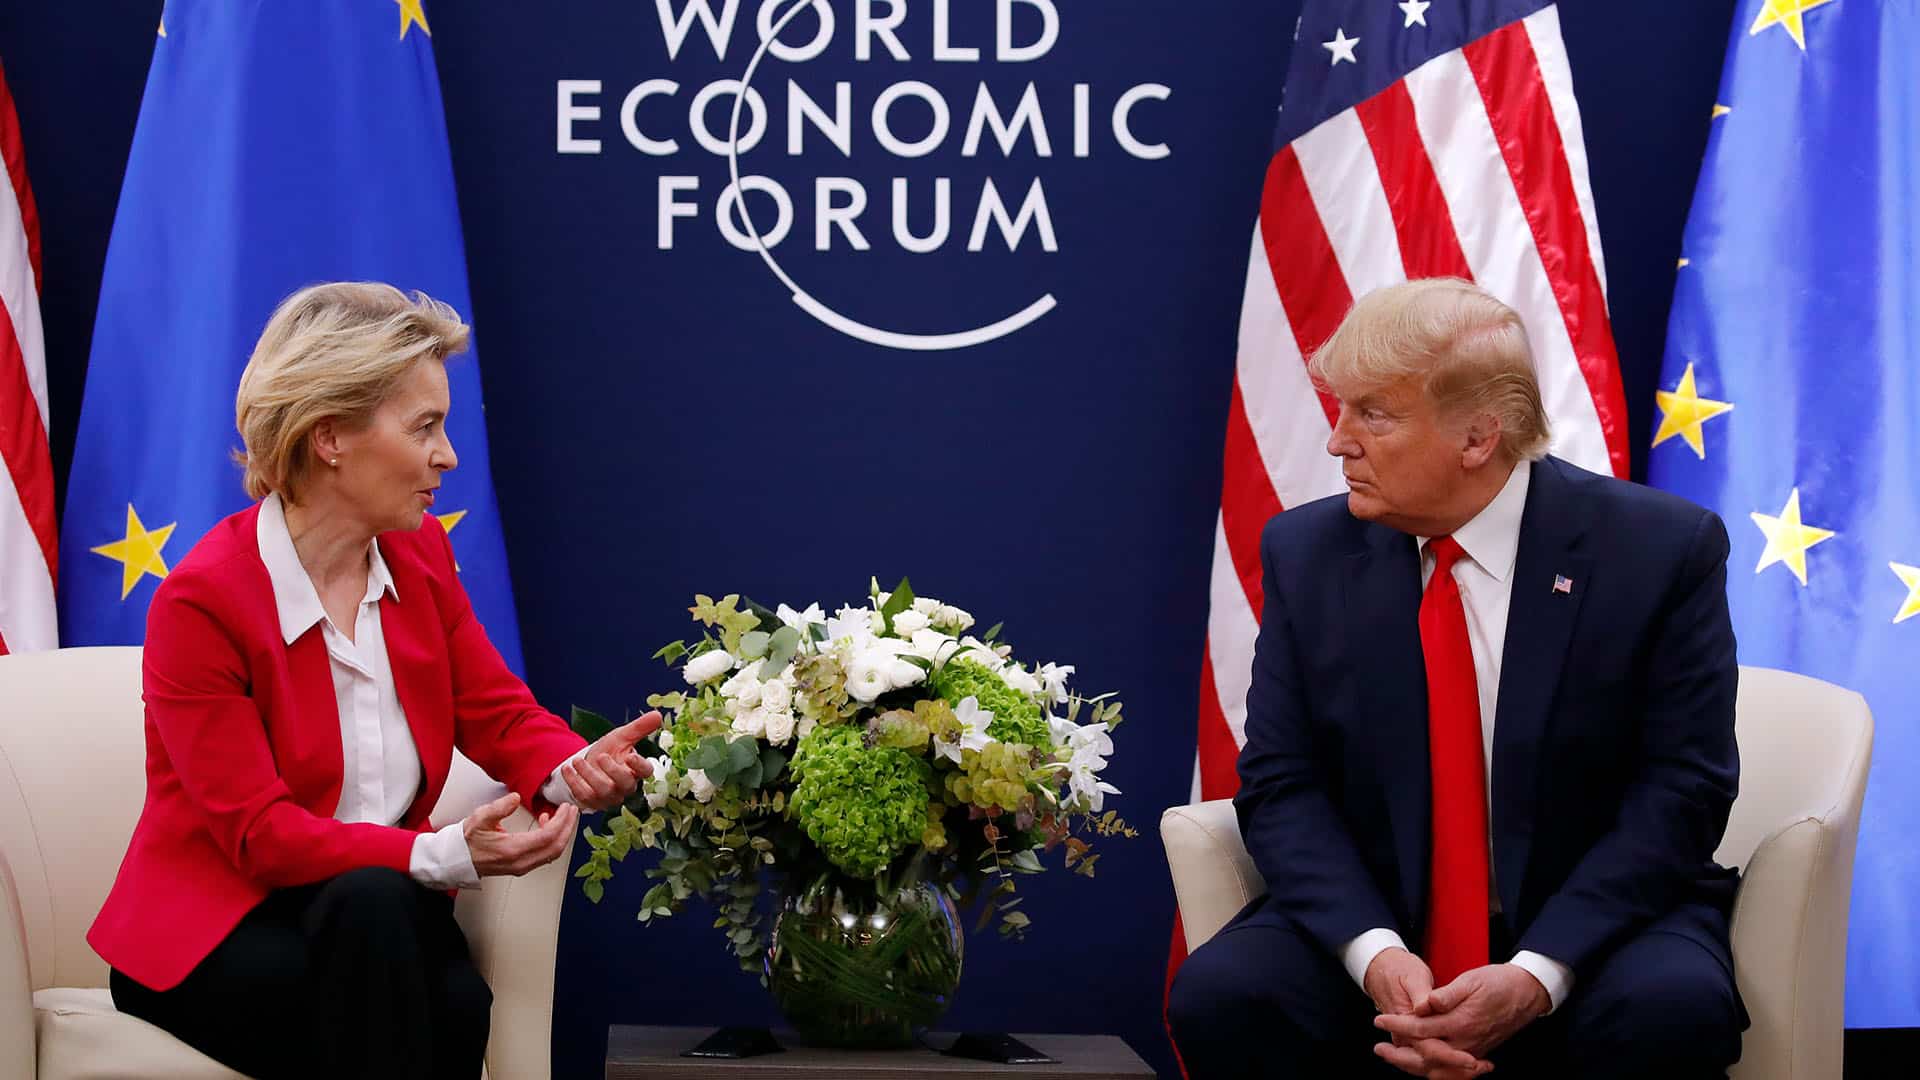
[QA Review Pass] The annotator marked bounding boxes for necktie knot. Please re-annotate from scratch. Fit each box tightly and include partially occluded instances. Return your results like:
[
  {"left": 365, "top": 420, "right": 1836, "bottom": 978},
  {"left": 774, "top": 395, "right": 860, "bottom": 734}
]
[{"left": 1429, "top": 535, "right": 1467, "bottom": 579}]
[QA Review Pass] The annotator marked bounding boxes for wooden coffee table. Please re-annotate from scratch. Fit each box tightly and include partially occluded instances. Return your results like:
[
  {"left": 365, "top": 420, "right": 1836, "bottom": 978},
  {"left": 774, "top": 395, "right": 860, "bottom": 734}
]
[{"left": 605, "top": 1025, "right": 1155, "bottom": 1079}]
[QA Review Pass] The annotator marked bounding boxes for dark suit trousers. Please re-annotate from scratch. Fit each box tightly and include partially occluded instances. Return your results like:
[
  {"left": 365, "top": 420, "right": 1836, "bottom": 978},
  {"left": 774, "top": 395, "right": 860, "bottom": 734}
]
[
  {"left": 110, "top": 867, "right": 491, "bottom": 1080},
  {"left": 1167, "top": 896, "right": 1745, "bottom": 1080}
]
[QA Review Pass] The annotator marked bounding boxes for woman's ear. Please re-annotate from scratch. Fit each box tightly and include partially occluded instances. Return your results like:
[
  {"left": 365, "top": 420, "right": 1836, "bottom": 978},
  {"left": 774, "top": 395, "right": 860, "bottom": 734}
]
[{"left": 310, "top": 418, "right": 343, "bottom": 467}]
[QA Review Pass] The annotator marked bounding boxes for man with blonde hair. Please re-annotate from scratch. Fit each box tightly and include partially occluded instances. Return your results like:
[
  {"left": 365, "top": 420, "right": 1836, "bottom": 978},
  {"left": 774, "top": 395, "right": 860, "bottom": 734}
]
[{"left": 1169, "top": 280, "right": 1746, "bottom": 1078}]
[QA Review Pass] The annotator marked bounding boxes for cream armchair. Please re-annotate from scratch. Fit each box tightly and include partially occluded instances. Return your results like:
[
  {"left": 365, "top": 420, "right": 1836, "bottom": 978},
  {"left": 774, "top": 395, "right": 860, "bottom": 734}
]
[
  {"left": 0, "top": 646, "right": 576, "bottom": 1080},
  {"left": 1162, "top": 665, "right": 1873, "bottom": 1080}
]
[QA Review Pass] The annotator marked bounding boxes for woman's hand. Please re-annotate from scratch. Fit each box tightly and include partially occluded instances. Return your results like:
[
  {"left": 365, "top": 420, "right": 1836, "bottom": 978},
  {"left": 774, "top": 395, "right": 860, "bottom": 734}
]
[
  {"left": 560, "top": 711, "right": 664, "bottom": 812},
  {"left": 461, "top": 792, "right": 578, "bottom": 877}
]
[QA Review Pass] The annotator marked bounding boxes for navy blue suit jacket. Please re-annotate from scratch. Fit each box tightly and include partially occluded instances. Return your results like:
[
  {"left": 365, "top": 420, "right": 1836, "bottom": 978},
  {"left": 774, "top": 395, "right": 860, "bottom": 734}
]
[{"left": 1232, "top": 456, "right": 1741, "bottom": 979}]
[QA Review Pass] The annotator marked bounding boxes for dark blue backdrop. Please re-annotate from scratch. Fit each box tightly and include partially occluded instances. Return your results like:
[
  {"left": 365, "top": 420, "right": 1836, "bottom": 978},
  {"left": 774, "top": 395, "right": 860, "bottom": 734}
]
[{"left": 3, "top": 2, "right": 1804, "bottom": 1076}]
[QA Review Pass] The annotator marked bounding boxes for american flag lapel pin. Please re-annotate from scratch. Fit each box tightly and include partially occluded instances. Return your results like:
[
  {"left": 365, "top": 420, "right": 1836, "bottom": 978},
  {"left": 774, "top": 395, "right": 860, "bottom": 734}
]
[{"left": 1553, "top": 574, "right": 1573, "bottom": 595}]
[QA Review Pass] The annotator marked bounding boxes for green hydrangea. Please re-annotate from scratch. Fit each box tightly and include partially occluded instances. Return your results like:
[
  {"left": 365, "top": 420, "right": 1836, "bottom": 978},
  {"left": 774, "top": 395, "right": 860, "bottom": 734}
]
[
  {"left": 929, "top": 659, "right": 1048, "bottom": 747},
  {"left": 787, "top": 724, "right": 930, "bottom": 879}
]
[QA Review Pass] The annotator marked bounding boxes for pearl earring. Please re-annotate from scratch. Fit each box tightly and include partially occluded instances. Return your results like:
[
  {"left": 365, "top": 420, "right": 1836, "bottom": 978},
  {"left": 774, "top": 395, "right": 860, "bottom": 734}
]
[{"left": 330, "top": 458, "right": 339, "bottom": 467}]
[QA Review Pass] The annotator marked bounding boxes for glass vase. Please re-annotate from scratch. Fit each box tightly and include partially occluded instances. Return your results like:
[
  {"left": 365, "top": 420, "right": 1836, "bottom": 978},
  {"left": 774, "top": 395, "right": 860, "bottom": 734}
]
[{"left": 763, "top": 881, "right": 964, "bottom": 1048}]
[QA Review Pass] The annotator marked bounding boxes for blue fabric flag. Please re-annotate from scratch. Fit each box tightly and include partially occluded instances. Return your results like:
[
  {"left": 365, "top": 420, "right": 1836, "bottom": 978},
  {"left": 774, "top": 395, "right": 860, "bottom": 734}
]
[
  {"left": 1649, "top": 0, "right": 1918, "bottom": 1027},
  {"left": 58, "top": 1, "right": 524, "bottom": 672}
]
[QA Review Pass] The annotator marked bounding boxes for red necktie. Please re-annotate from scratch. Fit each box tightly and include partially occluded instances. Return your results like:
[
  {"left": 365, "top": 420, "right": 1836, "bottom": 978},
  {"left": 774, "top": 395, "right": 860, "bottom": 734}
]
[{"left": 1419, "top": 536, "right": 1488, "bottom": 985}]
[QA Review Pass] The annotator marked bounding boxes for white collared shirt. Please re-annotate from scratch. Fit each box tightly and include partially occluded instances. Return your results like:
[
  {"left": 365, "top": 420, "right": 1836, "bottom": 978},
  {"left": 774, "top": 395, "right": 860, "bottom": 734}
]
[
  {"left": 257, "top": 494, "right": 584, "bottom": 891},
  {"left": 1338, "top": 462, "right": 1576, "bottom": 1012}
]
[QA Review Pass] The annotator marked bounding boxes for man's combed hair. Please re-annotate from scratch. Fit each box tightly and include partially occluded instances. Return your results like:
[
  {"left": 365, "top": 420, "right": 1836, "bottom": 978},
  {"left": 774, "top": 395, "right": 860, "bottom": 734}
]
[
  {"left": 1307, "top": 277, "right": 1552, "bottom": 462},
  {"left": 234, "top": 282, "right": 469, "bottom": 503}
]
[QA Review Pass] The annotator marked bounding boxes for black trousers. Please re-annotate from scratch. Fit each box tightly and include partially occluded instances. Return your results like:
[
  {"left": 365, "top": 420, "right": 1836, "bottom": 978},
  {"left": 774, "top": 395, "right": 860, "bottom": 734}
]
[
  {"left": 111, "top": 867, "right": 491, "bottom": 1080},
  {"left": 1167, "top": 898, "right": 1747, "bottom": 1080}
]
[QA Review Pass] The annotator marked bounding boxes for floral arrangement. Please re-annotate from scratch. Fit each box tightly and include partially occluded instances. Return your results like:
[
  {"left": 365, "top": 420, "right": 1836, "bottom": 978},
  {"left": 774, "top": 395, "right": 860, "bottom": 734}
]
[{"left": 572, "top": 579, "right": 1133, "bottom": 974}]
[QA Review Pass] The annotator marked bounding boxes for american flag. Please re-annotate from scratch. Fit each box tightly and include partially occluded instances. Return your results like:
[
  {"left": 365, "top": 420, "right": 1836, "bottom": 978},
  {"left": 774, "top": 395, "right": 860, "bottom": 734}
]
[
  {"left": 0, "top": 58, "right": 56, "bottom": 655},
  {"left": 1172, "top": 0, "right": 1630, "bottom": 992}
]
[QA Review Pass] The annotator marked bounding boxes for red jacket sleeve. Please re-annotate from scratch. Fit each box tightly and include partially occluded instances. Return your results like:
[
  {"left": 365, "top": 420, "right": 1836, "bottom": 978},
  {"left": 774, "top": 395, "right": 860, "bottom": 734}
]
[
  {"left": 143, "top": 576, "right": 417, "bottom": 888},
  {"left": 427, "top": 519, "right": 587, "bottom": 810}
]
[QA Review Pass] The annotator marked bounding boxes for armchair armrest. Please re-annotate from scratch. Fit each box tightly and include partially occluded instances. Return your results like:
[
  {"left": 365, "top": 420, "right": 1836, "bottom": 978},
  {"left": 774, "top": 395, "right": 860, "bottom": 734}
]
[
  {"left": 433, "top": 752, "right": 573, "bottom": 1080},
  {"left": 1161, "top": 800, "right": 1265, "bottom": 952},
  {"left": 1, "top": 853, "right": 35, "bottom": 1080}
]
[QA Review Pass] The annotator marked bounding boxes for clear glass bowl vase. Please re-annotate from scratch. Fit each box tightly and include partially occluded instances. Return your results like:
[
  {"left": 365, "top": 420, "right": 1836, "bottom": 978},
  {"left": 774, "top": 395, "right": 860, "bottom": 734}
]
[{"left": 763, "top": 881, "right": 965, "bottom": 1048}]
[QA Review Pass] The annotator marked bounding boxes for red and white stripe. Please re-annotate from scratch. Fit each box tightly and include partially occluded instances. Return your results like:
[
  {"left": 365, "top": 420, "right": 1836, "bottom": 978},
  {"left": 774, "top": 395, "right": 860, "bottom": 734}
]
[
  {"left": 0, "top": 60, "right": 57, "bottom": 655},
  {"left": 1174, "top": 5, "right": 1627, "bottom": 966}
]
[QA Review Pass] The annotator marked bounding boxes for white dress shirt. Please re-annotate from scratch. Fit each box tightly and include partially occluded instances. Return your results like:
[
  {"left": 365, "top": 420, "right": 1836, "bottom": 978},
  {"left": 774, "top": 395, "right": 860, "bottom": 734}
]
[
  {"left": 257, "top": 495, "right": 585, "bottom": 891},
  {"left": 1337, "top": 461, "right": 1576, "bottom": 1013}
]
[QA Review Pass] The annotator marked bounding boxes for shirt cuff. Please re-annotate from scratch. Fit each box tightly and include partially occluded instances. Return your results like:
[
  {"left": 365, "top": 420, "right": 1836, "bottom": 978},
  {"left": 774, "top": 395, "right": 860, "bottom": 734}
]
[
  {"left": 408, "top": 821, "right": 481, "bottom": 891},
  {"left": 1509, "top": 950, "right": 1574, "bottom": 1014},
  {"left": 1341, "top": 928, "right": 1409, "bottom": 991},
  {"left": 539, "top": 746, "right": 591, "bottom": 807}
]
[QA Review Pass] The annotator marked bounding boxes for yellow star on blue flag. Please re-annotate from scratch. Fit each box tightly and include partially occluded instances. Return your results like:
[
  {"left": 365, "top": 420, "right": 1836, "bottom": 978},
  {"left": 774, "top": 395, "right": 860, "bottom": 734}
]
[
  {"left": 1749, "top": 0, "right": 1836, "bottom": 51},
  {"left": 395, "top": 0, "right": 431, "bottom": 39},
  {"left": 89, "top": 505, "right": 176, "bottom": 600},
  {"left": 1749, "top": 488, "right": 1835, "bottom": 586}
]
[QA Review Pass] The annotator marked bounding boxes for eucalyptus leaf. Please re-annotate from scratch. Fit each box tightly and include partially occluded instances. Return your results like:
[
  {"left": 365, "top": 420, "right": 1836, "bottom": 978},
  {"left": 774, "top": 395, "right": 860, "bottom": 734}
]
[
  {"left": 739, "top": 630, "right": 770, "bottom": 660},
  {"left": 759, "top": 744, "right": 789, "bottom": 783},
  {"left": 725, "top": 736, "right": 760, "bottom": 773},
  {"left": 570, "top": 705, "right": 613, "bottom": 743},
  {"left": 758, "top": 626, "right": 800, "bottom": 679}
]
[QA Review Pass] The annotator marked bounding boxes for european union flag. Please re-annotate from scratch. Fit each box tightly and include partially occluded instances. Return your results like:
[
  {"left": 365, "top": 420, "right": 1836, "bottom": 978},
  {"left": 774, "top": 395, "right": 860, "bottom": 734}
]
[
  {"left": 58, "top": 1, "right": 524, "bottom": 672},
  {"left": 1649, "top": 1, "right": 1918, "bottom": 1026}
]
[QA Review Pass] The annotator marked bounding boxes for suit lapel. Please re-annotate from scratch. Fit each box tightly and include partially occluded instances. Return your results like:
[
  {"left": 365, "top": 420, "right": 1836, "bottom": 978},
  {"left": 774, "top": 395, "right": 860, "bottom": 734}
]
[
  {"left": 1346, "top": 524, "right": 1431, "bottom": 926},
  {"left": 1492, "top": 458, "right": 1591, "bottom": 920}
]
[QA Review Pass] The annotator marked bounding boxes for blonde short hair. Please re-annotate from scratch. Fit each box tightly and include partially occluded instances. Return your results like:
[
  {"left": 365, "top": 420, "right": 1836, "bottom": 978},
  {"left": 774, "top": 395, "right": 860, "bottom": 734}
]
[
  {"left": 1307, "top": 278, "right": 1551, "bottom": 462},
  {"left": 235, "top": 282, "right": 470, "bottom": 503}
]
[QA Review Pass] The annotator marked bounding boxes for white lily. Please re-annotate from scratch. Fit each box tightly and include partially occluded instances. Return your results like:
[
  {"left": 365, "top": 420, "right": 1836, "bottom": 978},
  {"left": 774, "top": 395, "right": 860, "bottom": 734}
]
[
  {"left": 934, "top": 696, "right": 996, "bottom": 765},
  {"left": 1036, "top": 662, "right": 1076, "bottom": 704}
]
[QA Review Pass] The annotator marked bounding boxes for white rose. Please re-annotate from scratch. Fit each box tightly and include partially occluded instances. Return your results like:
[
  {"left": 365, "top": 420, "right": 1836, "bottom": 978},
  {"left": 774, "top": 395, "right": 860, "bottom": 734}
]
[
  {"left": 933, "top": 604, "right": 975, "bottom": 632},
  {"left": 1001, "top": 664, "right": 1042, "bottom": 696},
  {"left": 685, "top": 767, "right": 717, "bottom": 803},
  {"left": 656, "top": 730, "right": 675, "bottom": 750},
  {"left": 721, "top": 666, "right": 763, "bottom": 707},
  {"left": 760, "top": 677, "right": 793, "bottom": 713},
  {"left": 731, "top": 710, "right": 767, "bottom": 739},
  {"left": 912, "top": 597, "right": 940, "bottom": 616},
  {"left": 683, "top": 650, "right": 734, "bottom": 684},
  {"left": 763, "top": 710, "right": 797, "bottom": 747},
  {"left": 890, "top": 609, "right": 931, "bottom": 636}
]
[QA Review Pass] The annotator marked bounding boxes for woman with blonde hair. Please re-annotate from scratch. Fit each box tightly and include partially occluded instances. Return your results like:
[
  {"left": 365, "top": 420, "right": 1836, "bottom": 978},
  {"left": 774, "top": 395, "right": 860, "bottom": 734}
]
[{"left": 89, "top": 282, "right": 659, "bottom": 1078}]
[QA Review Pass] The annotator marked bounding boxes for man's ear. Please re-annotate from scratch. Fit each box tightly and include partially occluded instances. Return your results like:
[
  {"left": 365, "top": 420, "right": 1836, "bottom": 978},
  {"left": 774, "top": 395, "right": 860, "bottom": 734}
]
[{"left": 1460, "top": 413, "right": 1504, "bottom": 470}]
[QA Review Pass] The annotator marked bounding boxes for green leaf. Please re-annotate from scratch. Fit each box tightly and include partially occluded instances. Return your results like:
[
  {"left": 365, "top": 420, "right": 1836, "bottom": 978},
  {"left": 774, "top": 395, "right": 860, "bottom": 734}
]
[
  {"left": 651, "top": 640, "right": 689, "bottom": 665},
  {"left": 758, "top": 626, "right": 800, "bottom": 680},
  {"left": 686, "top": 736, "right": 728, "bottom": 773},
  {"left": 570, "top": 705, "right": 613, "bottom": 743},
  {"left": 1010, "top": 849, "right": 1044, "bottom": 873},
  {"left": 583, "top": 878, "right": 604, "bottom": 903},
  {"left": 641, "top": 882, "right": 673, "bottom": 913},
  {"left": 1000, "top": 910, "right": 1031, "bottom": 930},
  {"left": 758, "top": 744, "right": 789, "bottom": 783},
  {"left": 725, "top": 736, "right": 760, "bottom": 773},
  {"left": 739, "top": 630, "right": 771, "bottom": 660},
  {"left": 982, "top": 621, "right": 1004, "bottom": 643},
  {"left": 736, "top": 760, "right": 765, "bottom": 790},
  {"left": 879, "top": 576, "right": 915, "bottom": 630}
]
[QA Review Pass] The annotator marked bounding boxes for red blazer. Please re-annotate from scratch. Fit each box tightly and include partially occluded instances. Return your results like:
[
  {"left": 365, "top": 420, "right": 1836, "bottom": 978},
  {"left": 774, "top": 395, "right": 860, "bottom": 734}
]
[{"left": 90, "top": 503, "right": 586, "bottom": 991}]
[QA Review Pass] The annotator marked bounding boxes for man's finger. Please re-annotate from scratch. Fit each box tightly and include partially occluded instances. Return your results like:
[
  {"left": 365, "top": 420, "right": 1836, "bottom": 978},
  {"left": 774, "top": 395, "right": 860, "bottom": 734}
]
[
  {"left": 1427, "top": 979, "right": 1467, "bottom": 1013},
  {"left": 1372, "top": 1042, "right": 1435, "bottom": 1077},
  {"left": 471, "top": 792, "right": 519, "bottom": 826},
  {"left": 574, "top": 755, "right": 619, "bottom": 797},
  {"left": 1375, "top": 1013, "right": 1446, "bottom": 1041},
  {"left": 561, "top": 763, "right": 598, "bottom": 804}
]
